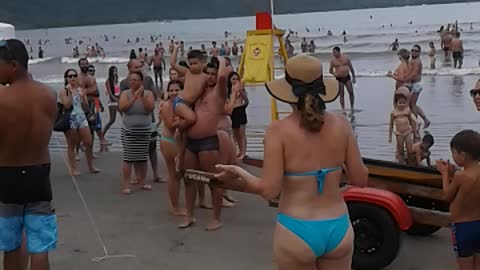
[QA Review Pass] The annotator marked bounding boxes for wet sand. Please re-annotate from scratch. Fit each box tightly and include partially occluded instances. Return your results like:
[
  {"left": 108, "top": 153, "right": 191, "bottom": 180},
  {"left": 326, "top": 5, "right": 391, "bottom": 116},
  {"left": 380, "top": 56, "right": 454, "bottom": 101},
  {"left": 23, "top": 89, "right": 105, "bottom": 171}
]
[
  {"left": 49, "top": 75, "right": 480, "bottom": 162},
  {"left": 1, "top": 152, "right": 455, "bottom": 270}
]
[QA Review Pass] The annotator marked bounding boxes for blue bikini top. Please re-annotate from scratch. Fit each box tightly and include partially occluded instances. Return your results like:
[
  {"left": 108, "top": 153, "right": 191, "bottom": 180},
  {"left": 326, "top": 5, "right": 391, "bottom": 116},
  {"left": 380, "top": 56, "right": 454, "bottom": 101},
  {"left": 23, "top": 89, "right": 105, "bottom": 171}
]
[{"left": 285, "top": 166, "right": 342, "bottom": 193}]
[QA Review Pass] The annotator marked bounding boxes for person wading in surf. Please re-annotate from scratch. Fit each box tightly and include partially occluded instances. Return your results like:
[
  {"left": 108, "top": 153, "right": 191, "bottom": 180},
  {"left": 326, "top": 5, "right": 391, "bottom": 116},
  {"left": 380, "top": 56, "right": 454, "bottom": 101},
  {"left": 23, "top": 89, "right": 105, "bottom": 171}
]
[{"left": 329, "top": 47, "right": 356, "bottom": 112}]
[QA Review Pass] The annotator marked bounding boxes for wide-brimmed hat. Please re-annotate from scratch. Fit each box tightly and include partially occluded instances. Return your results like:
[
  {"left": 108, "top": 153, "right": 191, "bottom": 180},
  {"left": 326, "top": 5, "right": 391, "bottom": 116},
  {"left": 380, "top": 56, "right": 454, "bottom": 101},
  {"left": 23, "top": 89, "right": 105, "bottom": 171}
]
[{"left": 265, "top": 55, "right": 339, "bottom": 104}]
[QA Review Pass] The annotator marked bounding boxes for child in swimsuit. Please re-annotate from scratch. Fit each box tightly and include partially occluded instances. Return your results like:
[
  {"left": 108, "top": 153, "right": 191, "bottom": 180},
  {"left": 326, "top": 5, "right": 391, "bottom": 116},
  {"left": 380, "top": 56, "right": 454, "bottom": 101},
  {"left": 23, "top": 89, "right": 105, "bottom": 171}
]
[
  {"left": 411, "top": 133, "right": 434, "bottom": 167},
  {"left": 170, "top": 42, "right": 208, "bottom": 170},
  {"left": 388, "top": 87, "right": 417, "bottom": 164},
  {"left": 436, "top": 130, "right": 480, "bottom": 270}
]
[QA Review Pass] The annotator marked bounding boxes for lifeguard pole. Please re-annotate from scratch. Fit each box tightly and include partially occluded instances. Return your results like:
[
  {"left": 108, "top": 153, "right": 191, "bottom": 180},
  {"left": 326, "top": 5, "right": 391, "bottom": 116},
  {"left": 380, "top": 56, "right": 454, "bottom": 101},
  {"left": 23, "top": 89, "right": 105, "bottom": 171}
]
[{"left": 238, "top": 10, "right": 289, "bottom": 122}]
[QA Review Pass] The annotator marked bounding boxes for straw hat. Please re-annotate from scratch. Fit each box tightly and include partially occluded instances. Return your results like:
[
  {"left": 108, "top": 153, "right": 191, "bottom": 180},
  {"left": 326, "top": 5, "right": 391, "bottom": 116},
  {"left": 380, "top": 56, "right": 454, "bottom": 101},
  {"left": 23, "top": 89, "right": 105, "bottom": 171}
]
[{"left": 265, "top": 55, "right": 339, "bottom": 104}]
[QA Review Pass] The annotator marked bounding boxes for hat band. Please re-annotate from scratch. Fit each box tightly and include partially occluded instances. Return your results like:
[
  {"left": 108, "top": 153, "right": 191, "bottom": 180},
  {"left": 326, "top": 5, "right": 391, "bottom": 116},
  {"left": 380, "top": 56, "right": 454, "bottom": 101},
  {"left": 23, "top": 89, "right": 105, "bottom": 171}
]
[{"left": 285, "top": 72, "right": 326, "bottom": 98}]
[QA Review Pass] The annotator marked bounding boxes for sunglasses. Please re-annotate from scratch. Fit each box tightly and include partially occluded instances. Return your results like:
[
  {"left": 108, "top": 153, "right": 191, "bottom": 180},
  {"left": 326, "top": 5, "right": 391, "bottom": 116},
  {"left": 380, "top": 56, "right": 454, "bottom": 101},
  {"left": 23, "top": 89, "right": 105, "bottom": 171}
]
[
  {"left": 88, "top": 69, "right": 95, "bottom": 73},
  {"left": 470, "top": 89, "right": 480, "bottom": 97},
  {"left": 0, "top": 40, "right": 8, "bottom": 48},
  {"left": 0, "top": 40, "right": 15, "bottom": 60},
  {"left": 66, "top": 74, "right": 78, "bottom": 79}
]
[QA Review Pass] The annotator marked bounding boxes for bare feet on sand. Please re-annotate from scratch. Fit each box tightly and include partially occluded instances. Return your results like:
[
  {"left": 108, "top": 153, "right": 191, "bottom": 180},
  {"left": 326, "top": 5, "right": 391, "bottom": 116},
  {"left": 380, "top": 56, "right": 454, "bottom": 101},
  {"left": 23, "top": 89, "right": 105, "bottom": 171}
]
[
  {"left": 71, "top": 169, "right": 81, "bottom": 177},
  {"left": 222, "top": 198, "right": 236, "bottom": 208},
  {"left": 205, "top": 220, "right": 223, "bottom": 231},
  {"left": 223, "top": 193, "right": 237, "bottom": 203},
  {"left": 178, "top": 218, "right": 196, "bottom": 229},
  {"left": 89, "top": 168, "right": 101, "bottom": 174}
]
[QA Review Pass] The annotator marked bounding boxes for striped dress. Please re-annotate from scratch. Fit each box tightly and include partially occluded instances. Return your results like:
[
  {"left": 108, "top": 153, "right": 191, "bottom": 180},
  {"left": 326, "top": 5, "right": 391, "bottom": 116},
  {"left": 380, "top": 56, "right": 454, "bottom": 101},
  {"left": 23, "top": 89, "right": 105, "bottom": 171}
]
[{"left": 121, "top": 90, "right": 152, "bottom": 163}]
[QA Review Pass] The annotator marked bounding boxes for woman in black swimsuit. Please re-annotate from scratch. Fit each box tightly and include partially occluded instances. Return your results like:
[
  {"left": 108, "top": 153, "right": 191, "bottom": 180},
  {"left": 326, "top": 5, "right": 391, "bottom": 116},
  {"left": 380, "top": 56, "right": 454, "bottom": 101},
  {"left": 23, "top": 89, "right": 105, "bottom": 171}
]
[{"left": 227, "top": 72, "right": 249, "bottom": 159}]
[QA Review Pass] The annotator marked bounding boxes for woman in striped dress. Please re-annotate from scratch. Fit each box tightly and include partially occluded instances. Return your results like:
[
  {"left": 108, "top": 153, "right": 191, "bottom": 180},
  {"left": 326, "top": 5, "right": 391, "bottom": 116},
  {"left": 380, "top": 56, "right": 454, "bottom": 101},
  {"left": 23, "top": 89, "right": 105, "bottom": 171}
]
[{"left": 118, "top": 71, "right": 155, "bottom": 195}]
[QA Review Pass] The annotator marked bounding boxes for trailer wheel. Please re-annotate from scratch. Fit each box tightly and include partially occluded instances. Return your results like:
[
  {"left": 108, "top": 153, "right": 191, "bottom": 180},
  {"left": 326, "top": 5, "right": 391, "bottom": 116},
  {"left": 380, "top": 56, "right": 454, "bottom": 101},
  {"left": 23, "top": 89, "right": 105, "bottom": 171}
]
[
  {"left": 348, "top": 202, "right": 401, "bottom": 270},
  {"left": 407, "top": 224, "right": 442, "bottom": 236}
]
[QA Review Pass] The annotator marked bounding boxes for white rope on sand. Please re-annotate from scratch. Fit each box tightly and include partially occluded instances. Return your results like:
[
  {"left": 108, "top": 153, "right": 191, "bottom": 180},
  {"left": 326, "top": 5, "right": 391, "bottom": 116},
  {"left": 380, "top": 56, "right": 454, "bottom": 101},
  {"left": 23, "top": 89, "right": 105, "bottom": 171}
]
[{"left": 53, "top": 137, "right": 136, "bottom": 262}]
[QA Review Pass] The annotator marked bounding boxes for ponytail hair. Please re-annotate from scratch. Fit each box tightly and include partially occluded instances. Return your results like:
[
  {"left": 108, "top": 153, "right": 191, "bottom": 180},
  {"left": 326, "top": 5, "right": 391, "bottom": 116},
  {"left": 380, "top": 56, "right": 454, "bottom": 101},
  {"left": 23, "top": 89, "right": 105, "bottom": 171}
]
[{"left": 297, "top": 92, "right": 326, "bottom": 132}]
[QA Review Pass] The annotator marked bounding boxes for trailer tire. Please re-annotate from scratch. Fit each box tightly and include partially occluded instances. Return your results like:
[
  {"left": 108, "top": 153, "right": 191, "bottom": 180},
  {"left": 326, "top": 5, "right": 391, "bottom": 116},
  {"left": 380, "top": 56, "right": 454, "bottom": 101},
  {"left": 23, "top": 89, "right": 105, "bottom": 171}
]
[
  {"left": 348, "top": 202, "right": 401, "bottom": 270},
  {"left": 407, "top": 224, "right": 442, "bottom": 236}
]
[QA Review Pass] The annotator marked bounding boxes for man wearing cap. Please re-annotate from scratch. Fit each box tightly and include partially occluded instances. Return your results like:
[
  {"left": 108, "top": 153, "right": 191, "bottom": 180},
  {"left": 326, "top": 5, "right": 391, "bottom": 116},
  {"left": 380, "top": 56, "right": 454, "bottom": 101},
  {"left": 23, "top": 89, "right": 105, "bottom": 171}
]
[{"left": 0, "top": 39, "right": 57, "bottom": 270}]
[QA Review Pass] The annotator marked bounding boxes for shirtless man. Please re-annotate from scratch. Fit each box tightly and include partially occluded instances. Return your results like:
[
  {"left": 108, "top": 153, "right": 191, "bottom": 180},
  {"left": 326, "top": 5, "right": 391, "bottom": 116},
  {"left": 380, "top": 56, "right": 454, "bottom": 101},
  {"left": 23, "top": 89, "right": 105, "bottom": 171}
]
[
  {"left": 224, "top": 42, "right": 231, "bottom": 56},
  {"left": 451, "top": 32, "right": 464, "bottom": 69},
  {"left": 405, "top": 45, "right": 431, "bottom": 132},
  {"left": 138, "top": 48, "right": 146, "bottom": 63},
  {"left": 152, "top": 49, "right": 166, "bottom": 92},
  {"left": 78, "top": 58, "right": 100, "bottom": 156},
  {"left": 179, "top": 58, "right": 231, "bottom": 231},
  {"left": 78, "top": 58, "right": 99, "bottom": 100},
  {"left": 301, "top": 38, "right": 308, "bottom": 53},
  {"left": 329, "top": 47, "right": 356, "bottom": 111},
  {"left": 0, "top": 39, "right": 57, "bottom": 270},
  {"left": 210, "top": 41, "right": 219, "bottom": 57},
  {"left": 441, "top": 30, "right": 453, "bottom": 61}
]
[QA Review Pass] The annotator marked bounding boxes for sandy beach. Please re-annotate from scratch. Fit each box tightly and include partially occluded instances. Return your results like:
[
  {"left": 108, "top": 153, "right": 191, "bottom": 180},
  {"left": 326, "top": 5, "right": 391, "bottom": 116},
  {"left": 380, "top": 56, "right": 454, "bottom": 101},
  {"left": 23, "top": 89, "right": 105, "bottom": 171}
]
[
  {"left": 3, "top": 3, "right": 480, "bottom": 269},
  {"left": 0, "top": 75, "right": 472, "bottom": 270},
  {"left": 48, "top": 75, "right": 480, "bottom": 162},
  {"left": 0, "top": 151, "right": 456, "bottom": 270}
]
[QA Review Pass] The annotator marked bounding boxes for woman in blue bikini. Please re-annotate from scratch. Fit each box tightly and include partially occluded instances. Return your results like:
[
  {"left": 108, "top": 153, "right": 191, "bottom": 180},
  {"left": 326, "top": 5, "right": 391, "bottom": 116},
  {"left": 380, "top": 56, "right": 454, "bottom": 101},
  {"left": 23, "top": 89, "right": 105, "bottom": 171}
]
[
  {"left": 159, "top": 80, "right": 186, "bottom": 216},
  {"left": 215, "top": 55, "right": 368, "bottom": 270}
]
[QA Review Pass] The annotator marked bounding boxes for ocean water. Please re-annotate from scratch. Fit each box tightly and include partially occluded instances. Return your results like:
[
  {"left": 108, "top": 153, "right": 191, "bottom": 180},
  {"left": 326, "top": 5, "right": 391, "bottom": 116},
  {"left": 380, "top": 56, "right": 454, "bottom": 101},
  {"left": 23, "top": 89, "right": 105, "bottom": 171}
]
[
  {"left": 18, "top": 1, "right": 480, "bottom": 85},
  {"left": 14, "top": 2, "right": 480, "bottom": 161}
]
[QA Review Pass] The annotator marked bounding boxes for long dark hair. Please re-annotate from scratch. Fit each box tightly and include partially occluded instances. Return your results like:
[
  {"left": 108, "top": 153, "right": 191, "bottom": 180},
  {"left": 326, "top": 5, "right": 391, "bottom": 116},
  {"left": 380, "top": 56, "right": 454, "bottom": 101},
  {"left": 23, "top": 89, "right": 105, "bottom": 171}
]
[
  {"left": 107, "top": 66, "right": 117, "bottom": 95},
  {"left": 64, "top": 68, "right": 77, "bottom": 86},
  {"left": 227, "top": 71, "right": 240, "bottom": 98}
]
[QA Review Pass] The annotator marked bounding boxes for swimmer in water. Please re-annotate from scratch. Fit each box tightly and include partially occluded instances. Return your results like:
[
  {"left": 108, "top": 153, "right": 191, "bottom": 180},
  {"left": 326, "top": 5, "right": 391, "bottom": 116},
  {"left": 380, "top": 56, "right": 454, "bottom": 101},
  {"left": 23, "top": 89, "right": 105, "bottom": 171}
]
[
  {"left": 451, "top": 32, "right": 464, "bottom": 69},
  {"left": 428, "top": 42, "right": 436, "bottom": 69},
  {"left": 389, "top": 39, "right": 399, "bottom": 51}
]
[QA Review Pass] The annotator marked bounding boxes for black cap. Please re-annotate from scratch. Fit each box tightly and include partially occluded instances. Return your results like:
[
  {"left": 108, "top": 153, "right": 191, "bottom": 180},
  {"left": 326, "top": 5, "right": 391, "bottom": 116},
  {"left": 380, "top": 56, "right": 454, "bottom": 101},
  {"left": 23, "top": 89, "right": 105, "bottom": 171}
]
[{"left": 0, "top": 39, "right": 29, "bottom": 70}]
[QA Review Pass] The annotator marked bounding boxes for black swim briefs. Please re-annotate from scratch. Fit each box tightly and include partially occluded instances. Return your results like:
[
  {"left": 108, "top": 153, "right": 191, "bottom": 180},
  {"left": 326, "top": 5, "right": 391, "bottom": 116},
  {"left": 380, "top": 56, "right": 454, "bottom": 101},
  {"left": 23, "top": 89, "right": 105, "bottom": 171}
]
[
  {"left": 186, "top": 135, "right": 220, "bottom": 154},
  {"left": 0, "top": 164, "right": 52, "bottom": 204},
  {"left": 336, "top": 74, "right": 351, "bottom": 85},
  {"left": 452, "top": 51, "right": 463, "bottom": 59}
]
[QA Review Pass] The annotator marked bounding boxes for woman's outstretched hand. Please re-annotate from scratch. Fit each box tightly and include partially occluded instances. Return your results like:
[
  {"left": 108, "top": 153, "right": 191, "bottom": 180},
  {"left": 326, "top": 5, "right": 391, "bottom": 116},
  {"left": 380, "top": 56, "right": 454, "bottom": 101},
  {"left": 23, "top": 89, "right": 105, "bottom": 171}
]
[
  {"left": 214, "top": 164, "right": 249, "bottom": 182},
  {"left": 214, "top": 164, "right": 253, "bottom": 192}
]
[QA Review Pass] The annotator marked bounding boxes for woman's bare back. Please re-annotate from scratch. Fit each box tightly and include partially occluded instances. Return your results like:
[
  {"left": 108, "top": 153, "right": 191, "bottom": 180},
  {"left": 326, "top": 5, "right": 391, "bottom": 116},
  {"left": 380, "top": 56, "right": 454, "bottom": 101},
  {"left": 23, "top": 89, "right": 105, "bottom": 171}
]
[{"left": 277, "top": 112, "right": 362, "bottom": 219}]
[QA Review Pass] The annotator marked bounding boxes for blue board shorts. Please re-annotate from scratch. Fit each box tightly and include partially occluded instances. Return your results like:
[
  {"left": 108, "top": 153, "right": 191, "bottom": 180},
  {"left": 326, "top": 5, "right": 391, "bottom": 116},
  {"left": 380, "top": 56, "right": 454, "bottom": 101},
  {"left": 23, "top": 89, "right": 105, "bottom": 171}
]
[
  {"left": 451, "top": 220, "right": 480, "bottom": 258},
  {"left": 0, "top": 164, "right": 57, "bottom": 254}
]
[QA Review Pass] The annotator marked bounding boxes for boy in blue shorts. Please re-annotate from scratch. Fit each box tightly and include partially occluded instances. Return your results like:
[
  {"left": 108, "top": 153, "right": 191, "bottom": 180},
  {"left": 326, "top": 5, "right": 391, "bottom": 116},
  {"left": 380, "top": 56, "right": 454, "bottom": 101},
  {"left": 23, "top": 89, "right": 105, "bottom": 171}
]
[{"left": 437, "top": 129, "right": 480, "bottom": 270}]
